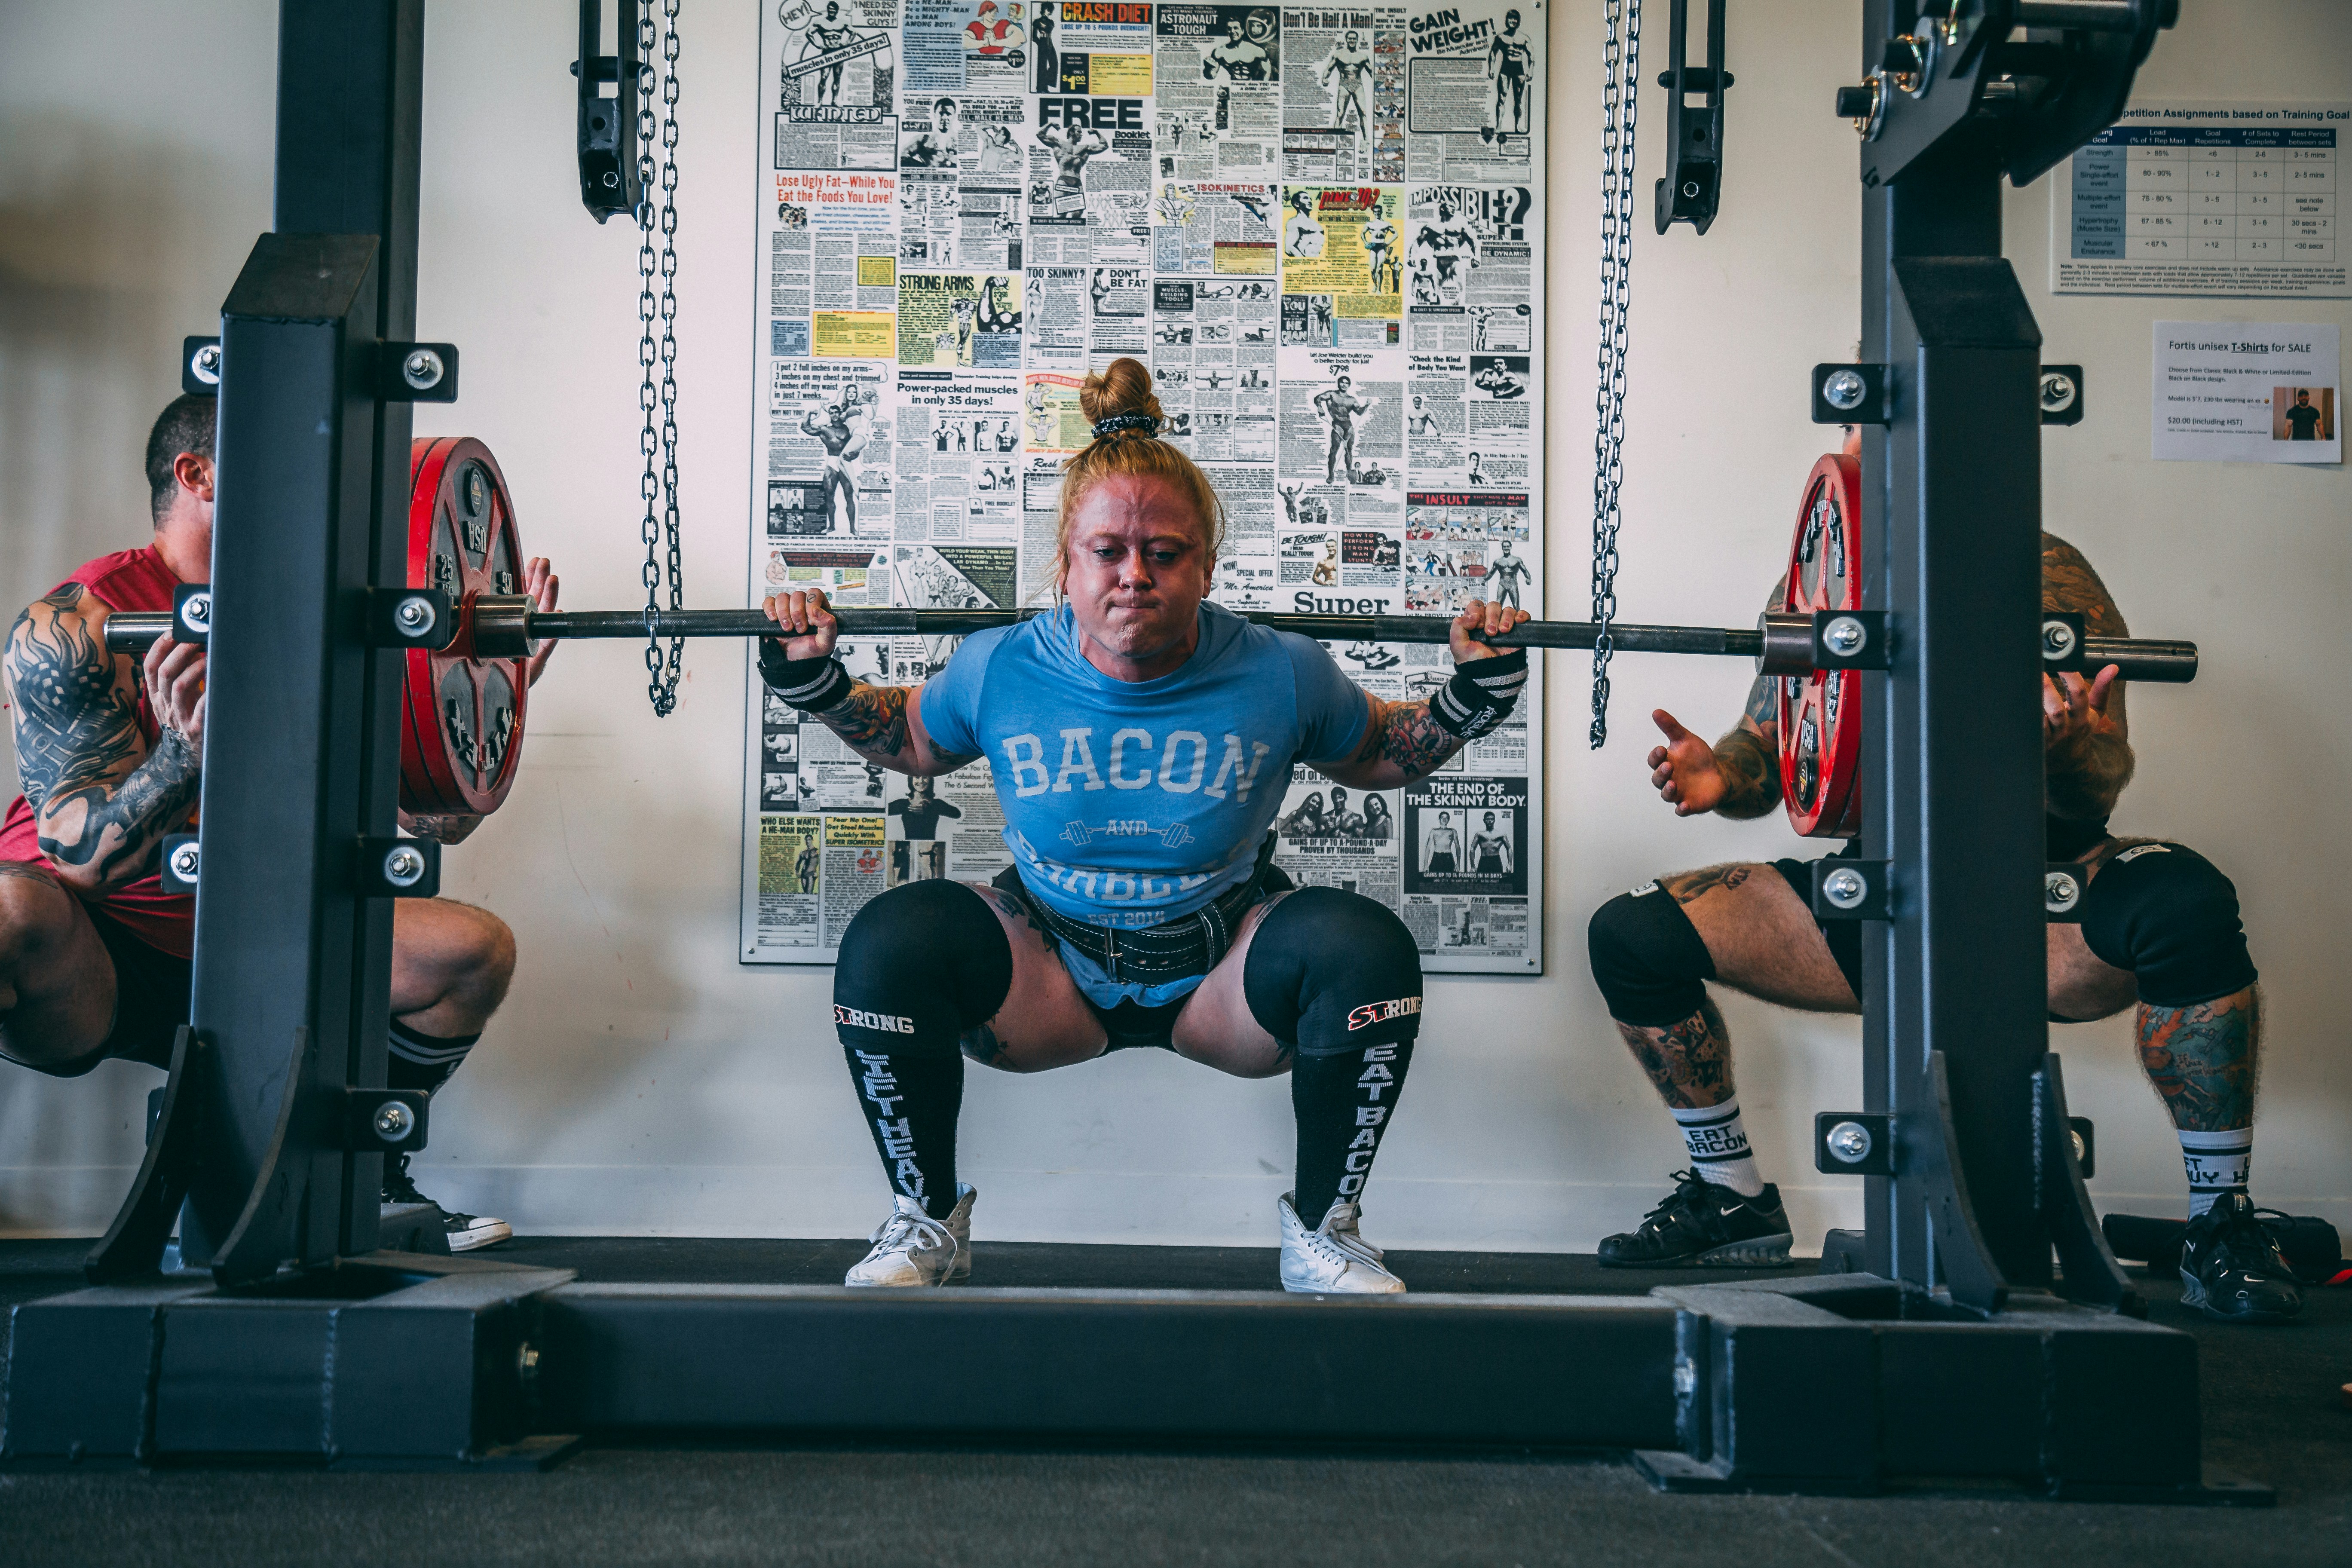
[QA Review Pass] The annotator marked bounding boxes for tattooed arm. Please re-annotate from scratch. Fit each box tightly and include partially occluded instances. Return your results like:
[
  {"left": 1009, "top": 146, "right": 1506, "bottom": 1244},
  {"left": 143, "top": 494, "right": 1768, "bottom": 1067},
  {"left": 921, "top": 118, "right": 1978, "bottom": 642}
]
[
  {"left": 1321, "top": 689, "right": 1470, "bottom": 789},
  {"left": 808, "top": 679, "right": 978, "bottom": 778},
  {"left": 1323, "top": 597, "right": 1531, "bottom": 790},
  {"left": 1710, "top": 678, "right": 1786, "bottom": 820},
  {"left": 3, "top": 586, "right": 203, "bottom": 893},
  {"left": 758, "top": 587, "right": 977, "bottom": 778},
  {"left": 2040, "top": 533, "right": 2135, "bottom": 821},
  {"left": 1645, "top": 577, "right": 1786, "bottom": 819}
]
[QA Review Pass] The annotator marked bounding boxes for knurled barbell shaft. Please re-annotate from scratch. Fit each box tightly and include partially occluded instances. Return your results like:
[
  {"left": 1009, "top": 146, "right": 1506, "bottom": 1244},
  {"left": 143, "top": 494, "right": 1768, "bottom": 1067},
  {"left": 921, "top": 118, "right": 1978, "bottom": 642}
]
[
  {"left": 521, "top": 606, "right": 1767, "bottom": 658},
  {"left": 100, "top": 603, "right": 1758, "bottom": 659},
  {"left": 97, "top": 600, "right": 2201, "bottom": 683}
]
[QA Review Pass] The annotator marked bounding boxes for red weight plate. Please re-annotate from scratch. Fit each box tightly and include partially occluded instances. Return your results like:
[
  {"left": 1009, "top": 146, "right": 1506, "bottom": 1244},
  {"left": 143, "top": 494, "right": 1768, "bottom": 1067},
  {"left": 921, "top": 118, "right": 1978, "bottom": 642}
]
[
  {"left": 398, "top": 437, "right": 529, "bottom": 821},
  {"left": 1777, "top": 453, "right": 1863, "bottom": 838}
]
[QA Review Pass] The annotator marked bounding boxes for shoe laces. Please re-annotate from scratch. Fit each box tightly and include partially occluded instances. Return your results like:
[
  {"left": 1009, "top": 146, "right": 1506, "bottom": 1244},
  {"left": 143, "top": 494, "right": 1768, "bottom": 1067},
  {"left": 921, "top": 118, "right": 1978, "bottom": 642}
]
[
  {"left": 1297, "top": 1205, "right": 1384, "bottom": 1273},
  {"left": 1320, "top": 1204, "right": 1384, "bottom": 1266},
  {"left": 870, "top": 1205, "right": 956, "bottom": 1260},
  {"left": 382, "top": 1152, "right": 425, "bottom": 1207},
  {"left": 1635, "top": 1170, "right": 1715, "bottom": 1236},
  {"left": 2212, "top": 1202, "right": 2293, "bottom": 1278},
  {"left": 1297, "top": 1224, "right": 1371, "bottom": 1273}
]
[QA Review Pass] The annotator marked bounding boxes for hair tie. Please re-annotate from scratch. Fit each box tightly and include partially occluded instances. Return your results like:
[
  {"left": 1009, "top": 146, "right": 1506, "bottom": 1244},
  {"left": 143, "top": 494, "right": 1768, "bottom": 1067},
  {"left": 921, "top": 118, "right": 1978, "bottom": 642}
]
[{"left": 1090, "top": 412, "right": 1161, "bottom": 440}]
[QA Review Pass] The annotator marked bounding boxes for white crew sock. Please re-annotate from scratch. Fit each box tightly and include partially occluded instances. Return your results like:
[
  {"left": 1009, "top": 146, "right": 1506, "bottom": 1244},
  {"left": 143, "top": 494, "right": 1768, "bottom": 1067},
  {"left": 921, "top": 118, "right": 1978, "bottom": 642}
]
[
  {"left": 1673, "top": 1098, "right": 1765, "bottom": 1197},
  {"left": 2179, "top": 1128, "right": 2253, "bottom": 1219}
]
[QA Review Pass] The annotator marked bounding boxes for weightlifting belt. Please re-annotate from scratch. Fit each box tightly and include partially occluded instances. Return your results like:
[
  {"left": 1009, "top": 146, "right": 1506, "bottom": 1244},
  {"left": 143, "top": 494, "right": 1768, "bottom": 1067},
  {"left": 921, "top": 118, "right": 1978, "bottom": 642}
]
[{"left": 990, "top": 833, "right": 1287, "bottom": 985}]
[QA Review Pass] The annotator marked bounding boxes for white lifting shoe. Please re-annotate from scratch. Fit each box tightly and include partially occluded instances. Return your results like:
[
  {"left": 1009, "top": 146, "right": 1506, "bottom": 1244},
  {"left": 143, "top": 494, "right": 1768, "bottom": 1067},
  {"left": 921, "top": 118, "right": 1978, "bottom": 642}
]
[
  {"left": 1278, "top": 1192, "right": 1406, "bottom": 1295},
  {"left": 844, "top": 1185, "right": 976, "bottom": 1287}
]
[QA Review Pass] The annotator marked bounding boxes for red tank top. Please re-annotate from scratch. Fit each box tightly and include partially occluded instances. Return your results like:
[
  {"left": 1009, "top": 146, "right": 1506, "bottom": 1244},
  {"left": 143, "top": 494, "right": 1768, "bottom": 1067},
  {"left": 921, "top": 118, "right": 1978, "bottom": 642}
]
[{"left": 0, "top": 546, "right": 193, "bottom": 957}]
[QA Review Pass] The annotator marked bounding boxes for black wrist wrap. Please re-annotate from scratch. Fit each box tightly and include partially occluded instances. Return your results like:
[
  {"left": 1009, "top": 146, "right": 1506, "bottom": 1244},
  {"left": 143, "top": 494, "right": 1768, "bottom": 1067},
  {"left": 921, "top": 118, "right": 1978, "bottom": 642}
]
[
  {"left": 757, "top": 641, "right": 854, "bottom": 711},
  {"left": 1428, "top": 647, "right": 1528, "bottom": 738}
]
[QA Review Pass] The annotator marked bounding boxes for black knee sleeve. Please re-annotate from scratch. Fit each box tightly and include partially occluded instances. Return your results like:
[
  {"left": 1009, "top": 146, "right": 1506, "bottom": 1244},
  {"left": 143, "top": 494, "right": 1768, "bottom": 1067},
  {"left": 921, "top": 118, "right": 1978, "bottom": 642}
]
[
  {"left": 2079, "top": 843, "right": 2257, "bottom": 1009},
  {"left": 1588, "top": 883, "right": 1716, "bottom": 1026},
  {"left": 1242, "top": 887, "right": 1424, "bottom": 1057},
  {"left": 833, "top": 879, "right": 1014, "bottom": 1047},
  {"left": 831, "top": 879, "right": 1012, "bottom": 1218},
  {"left": 1245, "top": 888, "right": 1424, "bottom": 1227}
]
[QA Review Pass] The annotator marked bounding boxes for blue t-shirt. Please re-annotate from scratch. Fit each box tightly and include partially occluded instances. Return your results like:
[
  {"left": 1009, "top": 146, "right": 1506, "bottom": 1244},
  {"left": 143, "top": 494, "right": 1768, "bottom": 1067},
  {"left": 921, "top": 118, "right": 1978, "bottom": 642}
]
[{"left": 920, "top": 602, "right": 1369, "bottom": 1005}]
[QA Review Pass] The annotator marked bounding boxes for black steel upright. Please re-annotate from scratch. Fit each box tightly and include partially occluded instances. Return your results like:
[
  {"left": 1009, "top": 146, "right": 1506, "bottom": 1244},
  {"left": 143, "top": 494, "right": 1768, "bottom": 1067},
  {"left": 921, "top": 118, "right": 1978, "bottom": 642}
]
[
  {"left": 178, "top": 0, "right": 426, "bottom": 1277},
  {"left": 1844, "top": 0, "right": 2173, "bottom": 1316},
  {"left": 1851, "top": 0, "right": 2174, "bottom": 1310},
  {"left": 1857, "top": 126, "right": 2049, "bottom": 1305}
]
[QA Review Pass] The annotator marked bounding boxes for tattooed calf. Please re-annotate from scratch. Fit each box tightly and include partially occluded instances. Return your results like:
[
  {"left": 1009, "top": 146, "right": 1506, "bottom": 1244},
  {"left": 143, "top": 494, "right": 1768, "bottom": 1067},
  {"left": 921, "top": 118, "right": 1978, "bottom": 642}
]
[
  {"left": 1616, "top": 998, "right": 1736, "bottom": 1111},
  {"left": 2137, "top": 989, "right": 2258, "bottom": 1133}
]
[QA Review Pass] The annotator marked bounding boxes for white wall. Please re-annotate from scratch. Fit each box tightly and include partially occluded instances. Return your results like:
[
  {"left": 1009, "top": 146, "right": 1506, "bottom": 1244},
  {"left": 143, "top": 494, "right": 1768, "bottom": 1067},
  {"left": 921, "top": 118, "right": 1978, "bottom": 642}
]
[{"left": 3, "top": 2, "right": 2346, "bottom": 1247}]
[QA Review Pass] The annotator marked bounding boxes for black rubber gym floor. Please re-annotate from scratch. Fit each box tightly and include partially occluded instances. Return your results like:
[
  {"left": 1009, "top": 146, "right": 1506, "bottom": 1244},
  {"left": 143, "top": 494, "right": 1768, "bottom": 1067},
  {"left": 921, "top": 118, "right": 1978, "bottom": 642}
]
[{"left": 3, "top": 1236, "right": 2346, "bottom": 1567}]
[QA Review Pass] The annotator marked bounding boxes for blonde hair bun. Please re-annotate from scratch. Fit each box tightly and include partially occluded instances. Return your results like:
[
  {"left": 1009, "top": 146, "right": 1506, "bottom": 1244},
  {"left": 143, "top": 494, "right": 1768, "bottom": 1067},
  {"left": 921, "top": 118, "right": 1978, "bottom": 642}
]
[
  {"left": 1078, "top": 357, "right": 1165, "bottom": 429},
  {"left": 1050, "top": 358, "right": 1224, "bottom": 595}
]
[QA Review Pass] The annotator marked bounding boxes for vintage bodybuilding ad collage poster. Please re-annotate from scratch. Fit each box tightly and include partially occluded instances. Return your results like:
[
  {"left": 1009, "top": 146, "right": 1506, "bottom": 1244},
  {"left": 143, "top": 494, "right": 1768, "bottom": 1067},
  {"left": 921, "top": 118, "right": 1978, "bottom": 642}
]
[{"left": 741, "top": 0, "right": 1546, "bottom": 971}]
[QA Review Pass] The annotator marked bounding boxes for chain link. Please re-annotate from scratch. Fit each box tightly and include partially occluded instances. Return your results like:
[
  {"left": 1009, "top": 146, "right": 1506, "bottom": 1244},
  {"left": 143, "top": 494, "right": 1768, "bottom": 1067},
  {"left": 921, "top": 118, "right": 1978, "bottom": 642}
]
[
  {"left": 638, "top": 0, "right": 686, "bottom": 716},
  {"left": 1589, "top": 0, "right": 1642, "bottom": 748}
]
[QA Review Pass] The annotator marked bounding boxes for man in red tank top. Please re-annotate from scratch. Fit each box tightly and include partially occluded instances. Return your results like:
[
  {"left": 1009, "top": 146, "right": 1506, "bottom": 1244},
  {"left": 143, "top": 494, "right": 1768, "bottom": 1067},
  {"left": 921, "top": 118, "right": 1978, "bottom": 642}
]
[{"left": 0, "top": 395, "right": 560, "bottom": 1253}]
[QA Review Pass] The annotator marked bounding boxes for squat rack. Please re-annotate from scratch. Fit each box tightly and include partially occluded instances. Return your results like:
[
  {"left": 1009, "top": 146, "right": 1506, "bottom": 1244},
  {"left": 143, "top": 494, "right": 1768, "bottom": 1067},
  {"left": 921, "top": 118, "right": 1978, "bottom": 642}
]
[{"left": 2, "top": 0, "right": 2260, "bottom": 1501}]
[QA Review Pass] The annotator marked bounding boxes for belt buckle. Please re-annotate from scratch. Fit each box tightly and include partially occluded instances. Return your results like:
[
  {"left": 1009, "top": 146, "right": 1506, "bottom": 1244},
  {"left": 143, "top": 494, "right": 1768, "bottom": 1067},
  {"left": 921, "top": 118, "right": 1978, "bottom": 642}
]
[{"left": 1102, "top": 925, "right": 1118, "bottom": 983}]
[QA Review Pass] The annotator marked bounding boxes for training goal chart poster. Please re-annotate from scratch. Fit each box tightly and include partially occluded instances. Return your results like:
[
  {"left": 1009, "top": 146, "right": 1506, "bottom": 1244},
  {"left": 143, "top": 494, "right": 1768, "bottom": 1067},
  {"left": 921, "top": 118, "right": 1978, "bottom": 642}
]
[{"left": 740, "top": 0, "right": 1549, "bottom": 974}]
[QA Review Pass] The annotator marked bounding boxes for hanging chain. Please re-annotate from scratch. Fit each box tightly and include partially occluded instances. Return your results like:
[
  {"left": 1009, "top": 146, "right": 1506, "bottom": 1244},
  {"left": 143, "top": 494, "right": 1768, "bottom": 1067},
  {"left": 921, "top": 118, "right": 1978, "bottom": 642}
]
[
  {"left": 1589, "top": 0, "right": 1642, "bottom": 747},
  {"left": 638, "top": 0, "right": 686, "bottom": 716}
]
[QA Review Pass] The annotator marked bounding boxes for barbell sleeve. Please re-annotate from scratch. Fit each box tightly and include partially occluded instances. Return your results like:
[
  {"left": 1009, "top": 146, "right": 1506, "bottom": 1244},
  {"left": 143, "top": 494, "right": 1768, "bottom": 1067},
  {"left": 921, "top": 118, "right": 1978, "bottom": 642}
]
[
  {"left": 98, "top": 598, "right": 2198, "bottom": 683},
  {"left": 101, "top": 611, "right": 172, "bottom": 656},
  {"left": 2081, "top": 637, "right": 2197, "bottom": 684}
]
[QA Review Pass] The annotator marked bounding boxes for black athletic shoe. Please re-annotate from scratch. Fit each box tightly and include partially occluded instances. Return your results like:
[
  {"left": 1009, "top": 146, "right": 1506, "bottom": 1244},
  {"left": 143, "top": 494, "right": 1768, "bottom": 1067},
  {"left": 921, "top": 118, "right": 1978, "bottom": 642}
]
[
  {"left": 383, "top": 1151, "right": 513, "bottom": 1253},
  {"left": 2179, "top": 1191, "right": 2303, "bottom": 1324},
  {"left": 1597, "top": 1170, "right": 1794, "bottom": 1268}
]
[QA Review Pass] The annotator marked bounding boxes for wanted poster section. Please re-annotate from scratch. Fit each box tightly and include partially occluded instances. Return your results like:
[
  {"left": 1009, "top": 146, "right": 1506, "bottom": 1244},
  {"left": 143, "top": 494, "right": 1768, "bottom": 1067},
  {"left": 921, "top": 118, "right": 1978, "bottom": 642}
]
[{"left": 744, "top": 0, "right": 1544, "bottom": 973}]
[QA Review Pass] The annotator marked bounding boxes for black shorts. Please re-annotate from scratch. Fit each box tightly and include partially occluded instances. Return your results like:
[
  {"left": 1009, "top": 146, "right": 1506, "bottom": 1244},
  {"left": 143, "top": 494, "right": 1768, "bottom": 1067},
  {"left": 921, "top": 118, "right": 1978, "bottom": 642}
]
[
  {"left": 1091, "top": 994, "right": 1195, "bottom": 1054},
  {"left": 1001, "top": 865, "right": 1297, "bottom": 1055},
  {"left": 1775, "top": 824, "right": 2118, "bottom": 1008},
  {"left": 1427, "top": 853, "right": 1457, "bottom": 874},
  {"left": 1770, "top": 845, "right": 1864, "bottom": 1004},
  {"left": 54, "top": 906, "right": 190, "bottom": 1075}
]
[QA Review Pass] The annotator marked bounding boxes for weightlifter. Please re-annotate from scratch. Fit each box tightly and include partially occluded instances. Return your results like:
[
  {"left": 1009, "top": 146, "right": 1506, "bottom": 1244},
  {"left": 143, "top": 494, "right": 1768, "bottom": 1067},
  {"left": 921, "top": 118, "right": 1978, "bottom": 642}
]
[
  {"left": 760, "top": 358, "right": 1531, "bottom": 1292},
  {"left": 1585, "top": 434, "right": 2300, "bottom": 1324},
  {"left": 0, "top": 395, "right": 559, "bottom": 1253}
]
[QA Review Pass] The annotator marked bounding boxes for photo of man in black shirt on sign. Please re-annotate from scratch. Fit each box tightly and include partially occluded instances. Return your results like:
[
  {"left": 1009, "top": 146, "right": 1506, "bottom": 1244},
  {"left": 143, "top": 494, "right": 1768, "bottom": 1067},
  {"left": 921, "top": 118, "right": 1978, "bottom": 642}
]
[{"left": 2276, "top": 386, "right": 2330, "bottom": 442}]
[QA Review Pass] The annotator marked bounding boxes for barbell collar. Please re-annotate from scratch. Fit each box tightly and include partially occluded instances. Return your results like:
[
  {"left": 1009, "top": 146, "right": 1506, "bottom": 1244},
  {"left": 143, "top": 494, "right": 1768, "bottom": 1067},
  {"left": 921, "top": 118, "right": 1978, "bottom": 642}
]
[
  {"left": 1757, "top": 612, "right": 1818, "bottom": 676},
  {"left": 466, "top": 594, "right": 540, "bottom": 660}
]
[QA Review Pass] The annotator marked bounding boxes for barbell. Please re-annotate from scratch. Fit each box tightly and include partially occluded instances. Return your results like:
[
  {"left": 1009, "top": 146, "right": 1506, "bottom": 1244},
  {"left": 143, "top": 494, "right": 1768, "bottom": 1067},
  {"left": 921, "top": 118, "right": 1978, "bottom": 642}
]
[{"left": 104, "top": 438, "right": 2197, "bottom": 839}]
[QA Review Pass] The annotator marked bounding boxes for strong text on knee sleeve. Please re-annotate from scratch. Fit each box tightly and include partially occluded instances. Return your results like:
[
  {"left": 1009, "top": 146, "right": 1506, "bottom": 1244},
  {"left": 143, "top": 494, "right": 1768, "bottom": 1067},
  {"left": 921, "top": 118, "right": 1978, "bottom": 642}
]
[
  {"left": 1347, "top": 995, "right": 1422, "bottom": 1030},
  {"left": 836, "top": 1004, "right": 915, "bottom": 1034}
]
